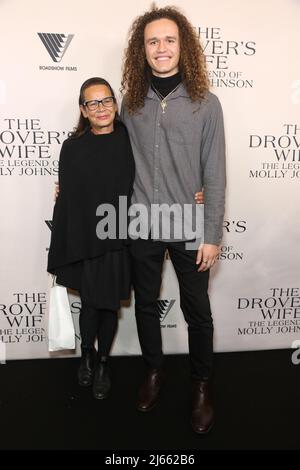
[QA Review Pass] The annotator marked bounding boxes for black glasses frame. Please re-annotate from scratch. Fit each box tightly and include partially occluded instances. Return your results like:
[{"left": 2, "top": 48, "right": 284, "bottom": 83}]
[{"left": 83, "top": 96, "right": 116, "bottom": 110}]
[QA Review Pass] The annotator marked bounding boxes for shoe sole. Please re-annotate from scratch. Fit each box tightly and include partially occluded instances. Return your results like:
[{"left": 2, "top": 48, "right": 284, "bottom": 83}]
[
  {"left": 93, "top": 393, "right": 109, "bottom": 400},
  {"left": 136, "top": 401, "right": 158, "bottom": 412},
  {"left": 191, "top": 421, "right": 214, "bottom": 435},
  {"left": 78, "top": 381, "right": 92, "bottom": 387}
]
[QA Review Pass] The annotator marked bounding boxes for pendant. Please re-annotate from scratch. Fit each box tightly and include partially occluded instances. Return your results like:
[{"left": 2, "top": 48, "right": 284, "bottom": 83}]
[{"left": 161, "top": 100, "right": 167, "bottom": 113}]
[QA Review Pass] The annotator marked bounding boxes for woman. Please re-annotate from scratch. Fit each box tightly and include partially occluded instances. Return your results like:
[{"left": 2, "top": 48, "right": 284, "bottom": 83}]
[{"left": 47, "top": 77, "right": 135, "bottom": 400}]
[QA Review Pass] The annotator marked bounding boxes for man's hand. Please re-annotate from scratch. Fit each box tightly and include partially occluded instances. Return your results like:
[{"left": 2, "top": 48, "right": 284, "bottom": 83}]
[
  {"left": 196, "top": 244, "right": 219, "bottom": 272},
  {"left": 194, "top": 191, "right": 204, "bottom": 204},
  {"left": 54, "top": 182, "right": 60, "bottom": 201}
]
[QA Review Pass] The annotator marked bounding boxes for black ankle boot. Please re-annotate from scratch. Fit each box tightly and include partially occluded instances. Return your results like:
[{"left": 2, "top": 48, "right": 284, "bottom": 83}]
[
  {"left": 78, "top": 347, "right": 95, "bottom": 387},
  {"left": 93, "top": 356, "right": 111, "bottom": 400}
]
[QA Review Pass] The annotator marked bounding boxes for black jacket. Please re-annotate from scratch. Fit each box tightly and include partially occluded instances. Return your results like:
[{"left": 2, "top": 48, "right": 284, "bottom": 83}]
[{"left": 47, "top": 122, "right": 135, "bottom": 274}]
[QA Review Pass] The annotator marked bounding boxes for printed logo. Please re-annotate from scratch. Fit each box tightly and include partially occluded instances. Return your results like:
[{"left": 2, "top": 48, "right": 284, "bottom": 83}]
[
  {"left": 0, "top": 117, "right": 69, "bottom": 177},
  {"left": 219, "top": 219, "right": 247, "bottom": 261},
  {"left": 195, "top": 26, "right": 256, "bottom": 89},
  {"left": 38, "top": 33, "right": 74, "bottom": 62},
  {"left": 0, "top": 292, "right": 47, "bottom": 345},
  {"left": 237, "top": 287, "right": 300, "bottom": 337},
  {"left": 249, "top": 124, "right": 300, "bottom": 180},
  {"left": 157, "top": 299, "right": 176, "bottom": 323}
]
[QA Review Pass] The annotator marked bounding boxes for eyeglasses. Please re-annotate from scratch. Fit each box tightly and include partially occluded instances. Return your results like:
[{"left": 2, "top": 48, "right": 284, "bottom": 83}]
[{"left": 83, "top": 97, "right": 116, "bottom": 111}]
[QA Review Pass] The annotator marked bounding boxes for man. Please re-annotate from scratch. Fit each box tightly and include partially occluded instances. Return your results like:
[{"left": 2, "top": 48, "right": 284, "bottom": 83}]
[{"left": 121, "top": 5, "right": 226, "bottom": 434}]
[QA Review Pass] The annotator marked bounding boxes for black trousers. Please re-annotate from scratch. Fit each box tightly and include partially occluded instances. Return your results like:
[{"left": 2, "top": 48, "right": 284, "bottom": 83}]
[{"left": 130, "top": 238, "right": 213, "bottom": 379}]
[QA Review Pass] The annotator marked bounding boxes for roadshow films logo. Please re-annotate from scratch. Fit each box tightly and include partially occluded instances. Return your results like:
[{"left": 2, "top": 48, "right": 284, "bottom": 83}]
[{"left": 38, "top": 32, "right": 77, "bottom": 71}]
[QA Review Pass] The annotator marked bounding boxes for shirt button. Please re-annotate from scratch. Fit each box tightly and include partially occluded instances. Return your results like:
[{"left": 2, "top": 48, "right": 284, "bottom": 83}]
[
  {"left": 155, "top": 188, "right": 158, "bottom": 192},
  {"left": 155, "top": 144, "right": 159, "bottom": 148},
  {"left": 157, "top": 123, "right": 160, "bottom": 127}
]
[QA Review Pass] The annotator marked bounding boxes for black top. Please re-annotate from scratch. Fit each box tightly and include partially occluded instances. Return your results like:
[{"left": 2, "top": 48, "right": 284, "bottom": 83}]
[
  {"left": 151, "top": 72, "right": 182, "bottom": 98},
  {"left": 47, "top": 121, "right": 135, "bottom": 274}
]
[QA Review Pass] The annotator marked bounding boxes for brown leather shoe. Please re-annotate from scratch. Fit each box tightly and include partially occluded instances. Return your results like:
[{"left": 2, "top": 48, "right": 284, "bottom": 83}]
[
  {"left": 137, "top": 368, "right": 164, "bottom": 412},
  {"left": 191, "top": 380, "right": 214, "bottom": 434}
]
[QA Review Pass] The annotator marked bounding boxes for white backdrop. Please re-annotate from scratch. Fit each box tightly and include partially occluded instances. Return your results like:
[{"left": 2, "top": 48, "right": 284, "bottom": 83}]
[{"left": 1, "top": 0, "right": 300, "bottom": 360}]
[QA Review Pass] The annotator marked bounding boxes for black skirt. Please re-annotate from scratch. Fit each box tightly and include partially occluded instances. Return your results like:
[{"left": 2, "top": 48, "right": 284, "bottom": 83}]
[{"left": 56, "top": 247, "right": 131, "bottom": 310}]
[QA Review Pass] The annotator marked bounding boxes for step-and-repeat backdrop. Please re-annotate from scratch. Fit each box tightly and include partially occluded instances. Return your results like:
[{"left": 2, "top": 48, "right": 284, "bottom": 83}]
[{"left": 1, "top": 0, "right": 299, "bottom": 360}]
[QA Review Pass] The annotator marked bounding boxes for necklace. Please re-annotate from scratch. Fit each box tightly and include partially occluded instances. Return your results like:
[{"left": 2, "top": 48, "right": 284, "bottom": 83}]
[{"left": 151, "top": 83, "right": 181, "bottom": 113}]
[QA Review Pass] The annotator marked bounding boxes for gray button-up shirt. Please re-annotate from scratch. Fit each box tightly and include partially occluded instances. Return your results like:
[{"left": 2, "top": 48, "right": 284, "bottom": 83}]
[{"left": 121, "top": 84, "right": 226, "bottom": 245}]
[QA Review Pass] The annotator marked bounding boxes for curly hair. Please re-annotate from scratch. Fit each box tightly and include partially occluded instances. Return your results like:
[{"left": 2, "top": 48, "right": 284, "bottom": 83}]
[{"left": 121, "top": 4, "right": 209, "bottom": 114}]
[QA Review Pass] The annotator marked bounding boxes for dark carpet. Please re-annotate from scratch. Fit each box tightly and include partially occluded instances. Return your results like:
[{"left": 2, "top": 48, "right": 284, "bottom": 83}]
[{"left": 0, "top": 349, "right": 299, "bottom": 451}]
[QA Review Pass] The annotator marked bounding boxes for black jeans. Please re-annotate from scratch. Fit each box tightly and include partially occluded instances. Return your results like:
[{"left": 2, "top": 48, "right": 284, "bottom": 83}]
[{"left": 130, "top": 238, "right": 213, "bottom": 379}]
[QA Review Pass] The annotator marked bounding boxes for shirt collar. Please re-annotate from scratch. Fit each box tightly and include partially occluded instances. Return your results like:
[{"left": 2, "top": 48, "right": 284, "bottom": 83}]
[{"left": 146, "top": 82, "right": 189, "bottom": 100}]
